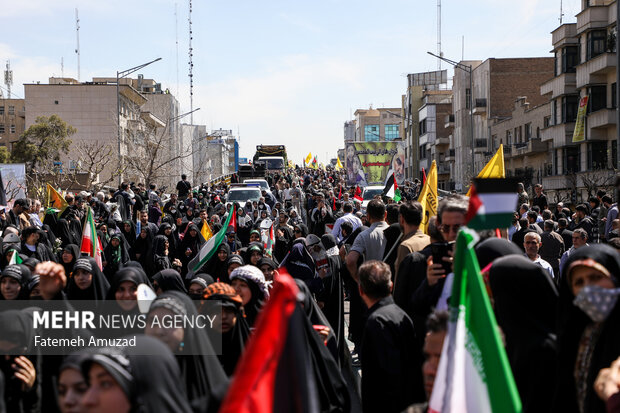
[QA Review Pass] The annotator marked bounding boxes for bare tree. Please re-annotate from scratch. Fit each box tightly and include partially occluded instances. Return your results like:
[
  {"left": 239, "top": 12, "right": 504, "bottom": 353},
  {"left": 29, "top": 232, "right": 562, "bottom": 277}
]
[
  {"left": 581, "top": 167, "right": 616, "bottom": 198},
  {"left": 75, "top": 141, "right": 124, "bottom": 191}
]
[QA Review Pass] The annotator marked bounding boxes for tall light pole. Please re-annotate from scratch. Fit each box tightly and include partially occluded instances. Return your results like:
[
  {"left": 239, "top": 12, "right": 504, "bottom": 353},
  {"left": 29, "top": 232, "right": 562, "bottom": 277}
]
[
  {"left": 427, "top": 52, "right": 475, "bottom": 179},
  {"left": 116, "top": 57, "right": 162, "bottom": 186}
]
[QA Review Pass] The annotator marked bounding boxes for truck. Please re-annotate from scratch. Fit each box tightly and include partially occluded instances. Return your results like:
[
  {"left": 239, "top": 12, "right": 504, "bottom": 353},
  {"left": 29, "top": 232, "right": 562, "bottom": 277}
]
[{"left": 253, "top": 145, "right": 287, "bottom": 172}]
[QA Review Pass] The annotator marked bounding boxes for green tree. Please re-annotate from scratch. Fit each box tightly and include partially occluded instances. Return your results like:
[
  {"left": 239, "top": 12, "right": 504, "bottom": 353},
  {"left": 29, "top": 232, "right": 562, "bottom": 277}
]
[
  {"left": 0, "top": 146, "right": 11, "bottom": 163},
  {"left": 12, "top": 114, "right": 76, "bottom": 173}
]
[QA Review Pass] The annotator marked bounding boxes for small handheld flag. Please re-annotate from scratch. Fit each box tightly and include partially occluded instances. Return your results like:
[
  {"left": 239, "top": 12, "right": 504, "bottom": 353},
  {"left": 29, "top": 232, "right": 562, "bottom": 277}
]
[
  {"left": 465, "top": 178, "right": 518, "bottom": 230},
  {"left": 383, "top": 172, "right": 402, "bottom": 202}
]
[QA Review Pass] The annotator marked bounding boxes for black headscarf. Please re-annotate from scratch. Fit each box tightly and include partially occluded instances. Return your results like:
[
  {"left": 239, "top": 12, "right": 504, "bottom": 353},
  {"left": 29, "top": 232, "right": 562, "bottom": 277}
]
[
  {"left": 489, "top": 255, "right": 558, "bottom": 413},
  {"left": 105, "top": 266, "right": 151, "bottom": 312},
  {"left": 66, "top": 257, "right": 110, "bottom": 303},
  {"left": 204, "top": 243, "right": 231, "bottom": 283},
  {"left": 152, "top": 269, "right": 187, "bottom": 294},
  {"left": 103, "top": 234, "right": 130, "bottom": 281},
  {"left": 120, "top": 219, "right": 137, "bottom": 249},
  {"left": 280, "top": 242, "right": 322, "bottom": 293},
  {"left": 56, "top": 218, "right": 79, "bottom": 247},
  {"left": 80, "top": 335, "right": 192, "bottom": 413},
  {"left": 147, "top": 291, "right": 228, "bottom": 413},
  {"left": 58, "top": 244, "right": 80, "bottom": 278},
  {"left": 130, "top": 226, "right": 154, "bottom": 273},
  {"left": 157, "top": 222, "right": 178, "bottom": 260},
  {"left": 475, "top": 237, "right": 523, "bottom": 269},
  {"left": 0, "top": 265, "right": 31, "bottom": 301},
  {"left": 229, "top": 266, "right": 267, "bottom": 328}
]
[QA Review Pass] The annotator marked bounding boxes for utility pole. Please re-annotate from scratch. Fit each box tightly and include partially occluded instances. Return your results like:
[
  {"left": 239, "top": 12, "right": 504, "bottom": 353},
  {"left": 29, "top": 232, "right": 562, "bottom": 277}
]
[
  {"left": 75, "top": 9, "right": 80, "bottom": 82},
  {"left": 188, "top": 0, "right": 194, "bottom": 125}
]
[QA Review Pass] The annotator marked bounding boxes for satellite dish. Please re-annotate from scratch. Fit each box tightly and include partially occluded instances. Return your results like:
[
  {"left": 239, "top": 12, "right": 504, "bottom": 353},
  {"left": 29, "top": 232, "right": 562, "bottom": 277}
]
[{"left": 137, "top": 283, "right": 157, "bottom": 313}]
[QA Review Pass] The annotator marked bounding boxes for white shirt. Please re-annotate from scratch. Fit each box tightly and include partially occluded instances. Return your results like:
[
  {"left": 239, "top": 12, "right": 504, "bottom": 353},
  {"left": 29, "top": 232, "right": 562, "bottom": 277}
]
[
  {"left": 331, "top": 212, "right": 362, "bottom": 241},
  {"left": 527, "top": 254, "right": 555, "bottom": 280}
]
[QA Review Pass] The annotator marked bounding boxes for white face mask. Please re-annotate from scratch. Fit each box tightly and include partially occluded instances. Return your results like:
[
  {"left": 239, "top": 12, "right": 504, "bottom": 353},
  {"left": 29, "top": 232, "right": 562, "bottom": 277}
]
[{"left": 573, "top": 285, "right": 620, "bottom": 323}]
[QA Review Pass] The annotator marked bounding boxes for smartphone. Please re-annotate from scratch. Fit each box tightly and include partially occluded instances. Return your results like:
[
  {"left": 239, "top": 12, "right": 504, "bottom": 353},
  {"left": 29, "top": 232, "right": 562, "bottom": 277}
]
[{"left": 431, "top": 242, "right": 454, "bottom": 275}]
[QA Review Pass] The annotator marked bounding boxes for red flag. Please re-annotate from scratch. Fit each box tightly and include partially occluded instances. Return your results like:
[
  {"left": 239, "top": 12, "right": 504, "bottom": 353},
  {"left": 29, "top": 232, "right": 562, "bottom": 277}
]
[
  {"left": 422, "top": 167, "right": 427, "bottom": 186},
  {"left": 495, "top": 228, "right": 502, "bottom": 238},
  {"left": 338, "top": 186, "right": 342, "bottom": 200},
  {"left": 229, "top": 204, "right": 237, "bottom": 232},
  {"left": 354, "top": 186, "right": 363, "bottom": 202},
  {"left": 332, "top": 196, "right": 336, "bottom": 211},
  {"left": 219, "top": 272, "right": 308, "bottom": 413}
]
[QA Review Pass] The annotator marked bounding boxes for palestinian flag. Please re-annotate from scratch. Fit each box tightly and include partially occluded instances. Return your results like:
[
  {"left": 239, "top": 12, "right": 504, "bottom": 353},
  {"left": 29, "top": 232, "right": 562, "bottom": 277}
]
[
  {"left": 80, "top": 206, "right": 103, "bottom": 270},
  {"left": 428, "top": 228, "right": 521, "bottom": 413},
  {"left": 311, "top": 156, "right": 318, "bottom": 169},
  {"left": 219, "top": 271, "right": 319, "bottom": 413},
  {"left": 228, "top": 204, "right": 237, "bottom": 232},
  {"left": 383, "top": 172, "right": 402, "bottom": 202},
  {"left": 354, "top": 186, "right": 363, "bottom": 202},
  {"left": 465, "top": 178, "right": 518, "bottom": 230},
  {"left": 264, "top": 223, "right": 275, "bottom": 258},
  {"left": 188, "top": 204, "right": 234, "bottom": 274}
]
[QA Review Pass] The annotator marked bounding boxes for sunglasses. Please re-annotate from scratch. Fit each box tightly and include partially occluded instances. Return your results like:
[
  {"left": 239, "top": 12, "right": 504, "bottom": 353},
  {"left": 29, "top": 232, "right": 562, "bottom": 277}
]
[{"left": 294, "top": 229, "right": 302, "bottom": 233}]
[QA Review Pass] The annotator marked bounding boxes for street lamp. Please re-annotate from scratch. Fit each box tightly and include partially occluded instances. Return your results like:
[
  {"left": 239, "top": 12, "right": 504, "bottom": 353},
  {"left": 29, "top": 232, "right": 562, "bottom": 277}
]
[
  {"left": 427, "top": 51, "right": 475, "bottom": 179},
  {"left": 116, "top": 57, "right": 162, "bottom": 185}
]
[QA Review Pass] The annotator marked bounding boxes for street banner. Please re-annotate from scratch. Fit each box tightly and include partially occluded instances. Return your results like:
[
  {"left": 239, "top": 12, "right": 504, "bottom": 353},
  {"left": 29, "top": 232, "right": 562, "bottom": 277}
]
[
  {"left": 465, "top": 144, "right": 505, "bottom": 197},
  {"left": 417, "top": 160, "right": 438, "bottom": 234},
  {"left": 572, "top": 96, "right": 589, "bottom": 143},
  {"left": 345, "top": 141, "right": 406, "bottom": 187}
]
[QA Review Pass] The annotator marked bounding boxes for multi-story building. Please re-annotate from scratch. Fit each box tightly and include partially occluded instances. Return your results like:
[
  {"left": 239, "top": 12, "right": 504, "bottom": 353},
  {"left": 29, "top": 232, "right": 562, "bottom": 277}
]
[
  {"left": 490, "top": 97, "right": 551, "bottom": 189},
  {"left": 417, "top": 90, "right": 453, "bottom": 190},
  {"left": 24, "top": 76, "right": 178, "bottom": 186},
  {"left": 353, "top": 107, "right": 403, "bottom": 142},
  {"left": 540, "top": 0, "right": 617, "bottom": 203},
  {"left": 0, "top": 98, "right": 25, "bottom": 150},
  {"left": 451, "top": 58, "right": 554, "bottom": 191},
  {"left": 192, "top": 128, "right": 238, "bottom": 184},
  {"left": 344, "top": 120, "right": 355, "bottom": 142}
]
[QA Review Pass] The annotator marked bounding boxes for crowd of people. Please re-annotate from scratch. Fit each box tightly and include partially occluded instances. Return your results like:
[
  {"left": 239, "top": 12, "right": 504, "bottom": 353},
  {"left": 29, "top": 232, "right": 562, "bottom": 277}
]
[{"left": 0, "top": 167, "right": 620, "bottom": 413}]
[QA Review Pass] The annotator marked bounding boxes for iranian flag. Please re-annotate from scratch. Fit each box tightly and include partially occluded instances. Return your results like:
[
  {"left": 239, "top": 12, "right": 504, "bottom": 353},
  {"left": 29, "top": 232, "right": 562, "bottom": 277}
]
[
  {"left": 465, "top": 178, "right": 518, "bottom": 230},
  {"left": 188, "top": 204, "right": 234, "bottom": 274},
  {"left": 428, "top": 228, "right": 521, "bottom": 413},
  {"left": 80, "top": 206, "right": 103, "bottom": 270},
  {"left": 353, "top": 186, "right": 363, "bottom": 202}
]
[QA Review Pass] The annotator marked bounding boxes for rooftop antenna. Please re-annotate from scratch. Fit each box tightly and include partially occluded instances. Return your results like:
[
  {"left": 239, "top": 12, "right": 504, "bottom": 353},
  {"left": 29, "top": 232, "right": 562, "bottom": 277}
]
[
  {"left": 75, "top": 8, "right": 80, "bottom": 82},
  {"left": 559, "top": 0, "right": 564, "bottom": 24},
  {"left": 462, "top": 35, "right": 465, "bottom": 61},
  {"left": 175, "top": 3, "right": 179, "bottom": 98},
  {"left": 188, "top": 0, "right": 194, "bottom": 124},
  {"left": 4, "top": 61, "right": 13, "bottom": 98},
  {"left": 437, "top": 0, "right": 442, "bottom": 69},
  {"left": 61, "top": 57, "right": 64, "bottom": 78}
]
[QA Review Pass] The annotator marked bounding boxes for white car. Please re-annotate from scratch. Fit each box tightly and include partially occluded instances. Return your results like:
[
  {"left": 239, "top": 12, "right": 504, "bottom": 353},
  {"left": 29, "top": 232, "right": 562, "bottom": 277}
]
[
  {"left": 361, "top": 185, "right": 385, "bottom": 210},
  {"left": 226, "top": 187, "right": 262, "bottom": 206},
  {"left": 243, "top": 179, "right": 270, "bottom": 192}
]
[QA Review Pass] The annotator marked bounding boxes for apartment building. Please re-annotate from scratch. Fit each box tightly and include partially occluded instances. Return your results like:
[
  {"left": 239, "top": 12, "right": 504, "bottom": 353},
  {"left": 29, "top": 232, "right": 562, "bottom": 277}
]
[
  {"left": 451, "top": 58, "right": 554, "bottom": 191},
  {"left": 540, "top": 0, "right": 617, "bottom": 202},
  {"left": 418, "top": 90, "right": 453, "bottom": 190},
  {"left": 0, "top": 98, "right": 25, "bottom": 150},
  {"left": 490, "top": 97, "right": 551, "bottom": 188},
  {"left": 353, "top": 107, "right": 403, "bottom": 142}
]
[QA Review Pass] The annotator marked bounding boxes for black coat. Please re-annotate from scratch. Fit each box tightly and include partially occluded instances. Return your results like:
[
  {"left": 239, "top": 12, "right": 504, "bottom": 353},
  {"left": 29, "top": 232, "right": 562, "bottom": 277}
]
[{"left": 361, "top": 296, "right": 424, "bottom": 413}]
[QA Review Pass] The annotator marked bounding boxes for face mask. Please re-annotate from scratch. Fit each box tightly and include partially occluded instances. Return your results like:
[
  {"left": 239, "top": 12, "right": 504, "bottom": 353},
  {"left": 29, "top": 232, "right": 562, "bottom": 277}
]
[
  {"left": 573, "top": 285, "right": 620, "bottom": 323},
  {"left": 189, "top": 293, "right": 203, "bottom": 301}
]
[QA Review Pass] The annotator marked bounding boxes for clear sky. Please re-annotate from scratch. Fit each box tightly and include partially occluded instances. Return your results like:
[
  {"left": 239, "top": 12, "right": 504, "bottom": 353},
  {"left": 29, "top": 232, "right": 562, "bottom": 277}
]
[{"left": 1, "top": 0, "right": 580, "bottom": 164}]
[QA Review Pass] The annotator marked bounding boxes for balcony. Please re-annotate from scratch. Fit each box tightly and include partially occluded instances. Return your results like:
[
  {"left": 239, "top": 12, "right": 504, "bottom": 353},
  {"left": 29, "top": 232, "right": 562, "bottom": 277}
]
[
  {"left": 512, "top": 138, "right": 548, "bottom": 157},
  {"left": 551, "top": 24, "right": 578, "bottom": 48},
  {"left": 541, "top": 122, "right": 575, "bottom": 146},
  {"left": 445, "top": 148, "right": 455, "bottom": 161},
  {"left": 576, "top": 4, "right": 611, "bottom": 35},
  {"left": 576, "top": 52, "right": 616, "bottom": 88},
  {"left": 588, "top": 108, "right": 616, "bottom": 129},
  {"left": 540, "top": 72, "right": 576, "bottom": 98},
  {"left": 437, "top": 164, "right": 451, "bottom": 175},
  {"left": 472, "top": 99, "right": 487, "bottom": 116},
  {"left": 419, "top": 158, "right": 429, "bottom": 171},
  {"left": 444, "top": 114, "right": 455, "bottom": 128},
  {"left": 435, "top": 136, "right": 450, "bottom": 146},
  {"left": 474, "top": 138, "right": 487, "bottom": 153}
]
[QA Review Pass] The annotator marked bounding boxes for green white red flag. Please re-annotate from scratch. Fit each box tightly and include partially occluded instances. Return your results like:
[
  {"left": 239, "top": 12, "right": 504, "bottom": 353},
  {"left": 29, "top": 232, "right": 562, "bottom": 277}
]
[
  {"left": 465, "top": 178, "right": 518, "bottom": 230},
  {"left": 79, "top": 206, "right": 103, "bottom": 270},
  {"left": 428, "top": 228, "right": 521, "bottom": 413}
]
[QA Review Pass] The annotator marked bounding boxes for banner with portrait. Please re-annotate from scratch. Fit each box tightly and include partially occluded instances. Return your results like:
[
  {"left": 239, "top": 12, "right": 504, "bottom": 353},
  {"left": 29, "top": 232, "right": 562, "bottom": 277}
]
[{"left": 345, "top": 141, "right": 405, "bottom": 187}]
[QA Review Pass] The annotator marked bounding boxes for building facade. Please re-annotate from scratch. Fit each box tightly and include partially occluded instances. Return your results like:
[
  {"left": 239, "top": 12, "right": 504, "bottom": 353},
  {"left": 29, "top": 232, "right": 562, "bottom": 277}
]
[
  {"left": 353, "top": 107, "right": 403, "bottom": 142},
  {"left": 0, "top": 98, "right": 25, "bottom": 150},
  {"left": 418, "top": 90, "right": 453, "bottom": 190},
  {"left": 191, "top": 128, "right": 238, "bottom": 185},
  {"left": 451, "top": 58, "right": 554, "bottom": 191}
]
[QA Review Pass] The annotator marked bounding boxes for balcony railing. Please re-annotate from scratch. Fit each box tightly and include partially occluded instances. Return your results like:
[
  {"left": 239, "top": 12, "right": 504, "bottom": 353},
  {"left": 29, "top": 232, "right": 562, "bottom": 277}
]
[{"left": 475, "top": 98, "right": 487, "bottom": 108}]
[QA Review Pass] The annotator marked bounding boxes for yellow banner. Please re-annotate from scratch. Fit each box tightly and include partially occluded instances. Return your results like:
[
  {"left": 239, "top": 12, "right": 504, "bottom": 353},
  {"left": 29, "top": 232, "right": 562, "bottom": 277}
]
[
  {"left": 201, "top": 219, "right": 213, "bottom": 241},
  {"left": 336, "top": 157, "right": 343, "bottom": 170},
  {"left": 418, "top": 160, "right": 438, "bottom": 234},
  {"left": 305, "top": 152, "right": 312, "bottom": 164},
  {"left": 46, "top": 183, "right": 68, "bottom": 210},
  {"left": 572, "top": 95, "right": 588, "bottom": 143}
]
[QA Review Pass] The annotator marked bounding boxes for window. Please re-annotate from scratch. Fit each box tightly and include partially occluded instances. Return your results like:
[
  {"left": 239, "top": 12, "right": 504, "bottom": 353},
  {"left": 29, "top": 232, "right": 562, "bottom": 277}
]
[
  {"left": 419, "top": 119, "right": 427, "bottom": 136},
  {"left": 506, "top": 130, "right": 512, "bottom": 146},
  {"left": 9, "top": 125, "right": 15, "bottom": 134},
  {"left": 588, "top": 85, "right": 606, "bottom": 112},
  {"left": 465, "top": 89, "right": 471, "bottom": 109},
  {"left": 564, "top": 145, "right": 580, "bottom": 173},
  {"left": 562, "top": 95, "right": 579, "bottom": 122},
  {"left": 587, "top": 30, "right": 607, "bottom": 60},
  {"left": 554, "top": 51, "right": 559, "bottom": 77},
  {"left": 364, "top": 124, "right": 379, "bottom": 141},
  {"left": 613, "top": 141, "right": 618, "bottom": 168},
  {"left": 0, "top": 106, "right": 4, "bottom": 115},
  {"left": 554, "top": 149, "right": 559, "bottom": 175},
  {"left": 588, "top": 141, "right": 608, "bottom": 169},
  {"left": 0, "top": 124, "right": 4, "bottom": 134},
  {"left": 7, "top": 106, "right": 14, "bottom": 115},
  {"left": 613, "top": 83, "right": 617, "bottom": 109},
  {"left": 525, "top": 123, "right": 532, "bottom": 141},
  {"left": 384, "top": 124, "right": 399, "bottom": 141},
  {"left": 544, "top": 116, "right": 551, "bottom": 128},
  {"left": 562, "top": 46, "right": 578, "bottom": 73},
  {"left": 551, "top": 99, "right": 557, "bottom": 126}
]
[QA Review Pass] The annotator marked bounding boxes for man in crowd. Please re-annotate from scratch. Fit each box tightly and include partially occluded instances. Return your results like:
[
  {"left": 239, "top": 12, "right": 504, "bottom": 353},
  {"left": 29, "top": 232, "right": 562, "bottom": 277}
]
[
  {"left": 539, "top": 219, "right": 564, "bottom": 278},
  {"left": 394, "top": 201, "right": 429, "bottom": 283},
  {"left": 532, "top": 183, "right": 548, "bottom": 210},
  {"left": 559, "top": 228, "right": 589, "bottom": 276},
  {"left": 523, "top": 232, "right": 554, "bottom": 280},
  {"left": 331, "top": 202, "right": 362, "bottom": 241}
]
